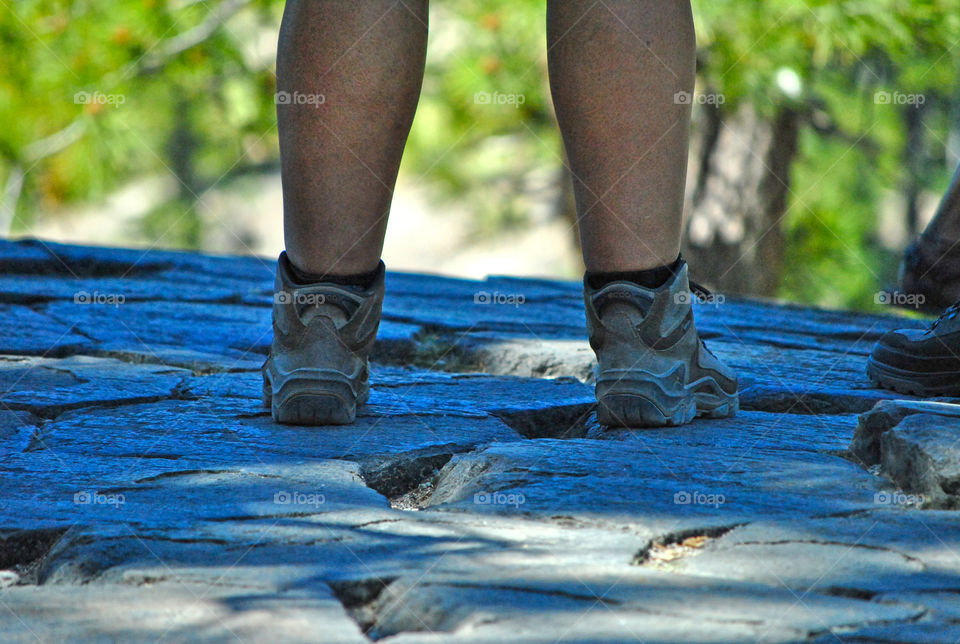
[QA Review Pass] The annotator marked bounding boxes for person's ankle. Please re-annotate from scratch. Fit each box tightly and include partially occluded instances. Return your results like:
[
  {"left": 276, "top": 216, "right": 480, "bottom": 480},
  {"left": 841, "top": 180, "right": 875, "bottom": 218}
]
[
  {"left": 282, "top": 252, "right": 383, "bottom": 290},
  {"left": 586, "top": 255, "right": 683, "bottom": 290}
]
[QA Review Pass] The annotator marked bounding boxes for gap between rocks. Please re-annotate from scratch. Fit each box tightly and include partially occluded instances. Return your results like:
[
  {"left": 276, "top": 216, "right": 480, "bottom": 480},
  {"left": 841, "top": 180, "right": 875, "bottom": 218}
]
[
  {"left": 358, "top": 447, "right": 456, "bottom": 508},
  {"left": 357, "top": 403, "right": 596, "bottom": 510},
  {"left": 0, "top": 527, "right": 70, "bottom": 586},
  {"left": 328, "top": 577, "right": 398, "bottom": 638},
  {"left": 14, "top": 393, "right": 185, "bottom": 423},
  {"left": 490, "top": 403, "right": 596, "bottom": 440}
]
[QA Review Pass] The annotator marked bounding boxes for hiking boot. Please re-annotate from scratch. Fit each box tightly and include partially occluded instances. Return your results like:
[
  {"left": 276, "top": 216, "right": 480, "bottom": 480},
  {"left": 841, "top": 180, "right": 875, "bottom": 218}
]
[
  {"left": 867, "top": 300, "right": 960, "bottom": 397},
  {"left": 584, "top": 261, "right": 738, "bottom": 427},
  {"left": 897, "top": 234, "right": 960, "bottom": 314},
  {"left": 262, "top": 253, "right": 384, "bottom": 425}
]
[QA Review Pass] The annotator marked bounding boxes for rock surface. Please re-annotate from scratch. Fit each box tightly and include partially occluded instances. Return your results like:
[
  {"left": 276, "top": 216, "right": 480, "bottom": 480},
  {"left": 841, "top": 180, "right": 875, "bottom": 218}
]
[
  {"left": 2, "top": 238, "right": 960, "bottom": 642},
  {"left": 850, "top": 399, "right": 960, "bottom": 507}
]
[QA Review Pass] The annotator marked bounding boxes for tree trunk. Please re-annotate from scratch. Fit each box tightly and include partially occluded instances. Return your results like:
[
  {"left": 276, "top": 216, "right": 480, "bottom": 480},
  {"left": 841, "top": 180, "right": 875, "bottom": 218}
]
[{"left": 682, "top": 103, "right": 800, "bottom": 296}]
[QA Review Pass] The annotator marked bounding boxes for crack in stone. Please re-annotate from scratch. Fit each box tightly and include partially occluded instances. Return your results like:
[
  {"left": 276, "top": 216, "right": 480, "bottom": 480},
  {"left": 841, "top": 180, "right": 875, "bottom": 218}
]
[
  {"left": 808, "top": 508, "right": 877, "bottom": 521},
  {"left": 328, "top": 577, "right": 398, "bottom": 639},
  {"left": 92, "top": 350, "right": 262, "bottom": 375},
  {"left": 439, "top": 581, "right": 624, "bottom": 606},
  {"left": 352, "top": 401, "right": 604, "bottom": 510},
  {"left": 23, "top": 420, "right": 51, "bottom": 452},
  {"left": 805, "top": 606, "right": 931, "bottom": 643},
  {"left": 133, "top": 469, "right": 282, "bottom": 484},
  {"left": 13, "top": 393, "right": 190, "bottom": 423},
  {"left": 633, "top": 523, "right": 744, "bottom": 566},
  {"left": 0, "top": 527, "right": 70, "bottom": 586},
  {"left": 818, "top": 586, "right": 879, "bottom": 601},
  {"left": 0, "top": 344, "right": 95, "bottom": 360},
  {"left": 349, "top": 519, "right": 402, "bottom": 529},
  {"left": 490, "top": 403, "right": 595, "bottom": 440},
  {"left": 205, "top": 512, "right": 326, "bottom": 522},
  {"left": 740, "top": 390, "right": 886, "bottom": 416},
  {"left": 728, "top": 539, "right": 931, "bottom": 568},
  {"left": 33, "top": 365, "right": 89, "bottom": 384},
  {"left": 358, "top": 448, "right": 458, "bottom": 509}
]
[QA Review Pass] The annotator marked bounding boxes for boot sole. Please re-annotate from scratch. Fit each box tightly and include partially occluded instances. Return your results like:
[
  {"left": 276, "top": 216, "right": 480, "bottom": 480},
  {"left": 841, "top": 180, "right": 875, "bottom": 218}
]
[
  {"left": 262, "top": 369, "right": 367, "bottom": 426},
  {"left": 866, "top": 357, "right": 960, "bottom": 397},
  {"left": 597, "top": 372, "right": 738, "bottom": 428}
]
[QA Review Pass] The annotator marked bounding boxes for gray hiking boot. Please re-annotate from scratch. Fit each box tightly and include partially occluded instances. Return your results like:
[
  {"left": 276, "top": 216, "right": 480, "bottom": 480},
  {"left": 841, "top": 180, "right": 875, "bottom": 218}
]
[
  {"left": 584, "top": 261, "right": 738, "bottom": 427},
  {"left": 262, "top": 253, "right": 384, "bottom": 425}
]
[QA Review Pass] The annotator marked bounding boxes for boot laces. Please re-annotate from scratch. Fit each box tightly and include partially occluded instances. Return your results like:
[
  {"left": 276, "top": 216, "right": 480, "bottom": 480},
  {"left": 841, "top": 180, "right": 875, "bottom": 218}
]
[{"left": 932, "top": 300, "right": 960, "bottom": 331}]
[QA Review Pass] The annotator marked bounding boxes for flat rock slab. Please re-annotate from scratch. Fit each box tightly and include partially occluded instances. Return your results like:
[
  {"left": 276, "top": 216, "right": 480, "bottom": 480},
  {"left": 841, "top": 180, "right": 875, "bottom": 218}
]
[
  {"left": 0, "top": 579, "right": 368, "bottom": 644},
  {"left": 368, "top": 573, "right": 920, "bottom": 643},
  {"left": 1, "top": 239, "right": 958, "bottom": 642},
  {"left": 420, "top": 414, "right": 887, "bottom": 532}
]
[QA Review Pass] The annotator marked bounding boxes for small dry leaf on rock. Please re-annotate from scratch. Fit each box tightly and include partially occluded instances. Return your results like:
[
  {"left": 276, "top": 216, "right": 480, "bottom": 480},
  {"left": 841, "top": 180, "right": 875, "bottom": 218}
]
[{"left": 680, "top": 535, "right": 710, "bottom": 549}]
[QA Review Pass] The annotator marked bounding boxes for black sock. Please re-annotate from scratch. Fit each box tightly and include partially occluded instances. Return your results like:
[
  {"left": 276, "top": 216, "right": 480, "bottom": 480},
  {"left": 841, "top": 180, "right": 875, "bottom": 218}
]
[
  {"left": 586, "top": 254, "right": 683, "bottom": 290},
  {"left": 283, "top": 253, "right": 383, "bottom": 290}
]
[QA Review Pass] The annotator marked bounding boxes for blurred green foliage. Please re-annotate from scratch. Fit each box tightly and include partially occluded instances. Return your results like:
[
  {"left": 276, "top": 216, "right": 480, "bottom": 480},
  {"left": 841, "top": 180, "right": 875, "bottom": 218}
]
[
  {"left": 1, "top": 0, "right": 282, "bottom": 246},
  {"left": 691, "top": 0, "right": 960, "bottom": 308},
  {"left": 3, "top": 0, "right": 960, "bottom": 309}
]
